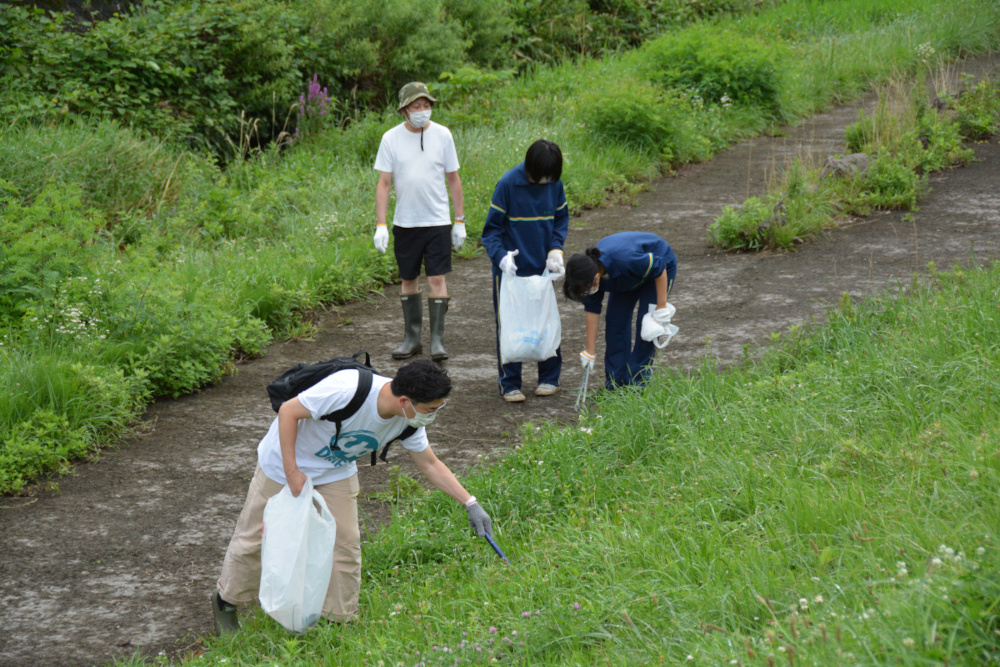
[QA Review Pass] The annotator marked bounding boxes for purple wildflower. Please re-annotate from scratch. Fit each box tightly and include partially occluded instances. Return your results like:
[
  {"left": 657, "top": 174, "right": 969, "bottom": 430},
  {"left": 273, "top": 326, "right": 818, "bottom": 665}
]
[
  {"left": 572, "top": 602, "right": 581, "bottom": 610},
  {"left": 488, "top": 626, "right": 497, "bottom": 634},
  {"left": 522, "top": 611, "right": 531, "bottom": 618}
]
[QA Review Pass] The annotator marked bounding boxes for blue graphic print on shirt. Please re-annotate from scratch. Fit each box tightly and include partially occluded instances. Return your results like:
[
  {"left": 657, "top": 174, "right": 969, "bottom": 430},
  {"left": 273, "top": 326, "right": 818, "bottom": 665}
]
[{"left": 314, "top": 430, "right": 379, "bottom": 467}]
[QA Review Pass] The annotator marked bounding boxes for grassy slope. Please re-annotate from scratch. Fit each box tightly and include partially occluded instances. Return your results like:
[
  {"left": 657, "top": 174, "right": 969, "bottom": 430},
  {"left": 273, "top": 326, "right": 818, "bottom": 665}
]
[{"left": 178, "top": 261, "right": 1000, "bottom": 665}]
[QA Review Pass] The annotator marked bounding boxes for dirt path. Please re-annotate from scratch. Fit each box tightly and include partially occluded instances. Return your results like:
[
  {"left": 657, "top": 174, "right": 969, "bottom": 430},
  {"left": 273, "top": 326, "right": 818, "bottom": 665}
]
[{"left": 2, "top": 56, "right": 998, "bottom": 667}]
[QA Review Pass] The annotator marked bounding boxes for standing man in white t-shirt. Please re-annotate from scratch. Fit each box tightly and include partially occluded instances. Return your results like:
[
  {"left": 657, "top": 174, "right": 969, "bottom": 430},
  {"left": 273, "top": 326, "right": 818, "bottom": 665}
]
[
  {"left": 373, "top": 82, "right": 465, "bottom": 362},
  {"left": 212, "top": 360, "right": 492, "bottom": 634}
]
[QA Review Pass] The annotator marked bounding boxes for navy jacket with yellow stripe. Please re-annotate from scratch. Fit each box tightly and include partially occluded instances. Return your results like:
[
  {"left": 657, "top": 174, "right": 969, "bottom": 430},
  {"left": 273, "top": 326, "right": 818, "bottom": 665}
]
[
  {"left": 582, "top": 232, "right": 677, "bottom": 314},
  {"left": 481, "top": 163, "right": 569, "bottom": 275}
]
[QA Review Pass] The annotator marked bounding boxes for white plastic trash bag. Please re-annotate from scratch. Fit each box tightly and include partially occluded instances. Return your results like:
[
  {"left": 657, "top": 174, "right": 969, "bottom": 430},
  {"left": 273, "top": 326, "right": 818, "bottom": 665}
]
[
  {"left": 499, "top": 270, "right": 561, "bottom": 364},
  {"left": 640, "top": 303, "right": 678, "bottom": 349},
  {"left": 259, "top": 477, "right": 337, "bottom": 633}
]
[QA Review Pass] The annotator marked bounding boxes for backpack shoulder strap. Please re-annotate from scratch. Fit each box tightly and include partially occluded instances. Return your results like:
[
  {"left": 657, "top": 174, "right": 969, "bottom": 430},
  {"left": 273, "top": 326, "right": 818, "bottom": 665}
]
[
  {"left": 321, "top": 367, "right": 374, "bottom": 449},
  {"left": 320, "top": 367, "right": 373, "bottom": 423},
  {"left": 371, "top": 425, "right": 418, "bottom": 466}
]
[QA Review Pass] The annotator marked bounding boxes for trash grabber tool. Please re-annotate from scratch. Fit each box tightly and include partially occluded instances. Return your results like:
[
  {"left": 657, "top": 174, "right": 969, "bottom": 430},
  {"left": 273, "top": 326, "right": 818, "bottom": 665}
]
[
  {"left": 484, "top": 533, "right": 511, "bottom": 565},
  {"left": 575, "top": 365, "right": 591, "bottom": 412}
]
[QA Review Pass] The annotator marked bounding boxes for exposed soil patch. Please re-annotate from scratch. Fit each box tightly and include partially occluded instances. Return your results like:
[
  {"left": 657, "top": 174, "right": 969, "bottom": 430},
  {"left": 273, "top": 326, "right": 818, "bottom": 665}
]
[{"left": 1, "top": 55, "right": 998, "bottom": 667}]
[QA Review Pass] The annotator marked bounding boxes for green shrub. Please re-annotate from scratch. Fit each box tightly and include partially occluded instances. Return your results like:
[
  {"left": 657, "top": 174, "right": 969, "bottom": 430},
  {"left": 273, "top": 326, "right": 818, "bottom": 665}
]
[
  {"left": 912, "top": 107, "right": 973, "bottom": 171},
  {"left": 0, "top": 411, "right": 90, "bottom": 493},
  {"left": 0, "top": 183, "right": 104, "bottom": 321},
  {"left": 844, "top": 109, "right": 876, "bottom": 153},
  {"left": 640, "top": 27, "right": 785, "bottom": 115},
  {"left": 950, "top": 76, "right": 1000, "bottom": 140},
  {"left": 121, "top": 299, "right": 239, "bottom": 398},
  {"left": 586, "top": 77, "right": 684, "bottom": 157},
  {"left": 0, "top": 1, "right": 305, "bottom": 149},
  {"left": 710, "top": 163, "right": 834, "bottom": 250},
  {"left": 856, "top": 150, "right": 927, "bottom": 211},
  {"left": 0, "top": 354, "right": 149, "bottom": 494},
  {"left": 709, "top": 195, "right": 773, "bottom": 250}
]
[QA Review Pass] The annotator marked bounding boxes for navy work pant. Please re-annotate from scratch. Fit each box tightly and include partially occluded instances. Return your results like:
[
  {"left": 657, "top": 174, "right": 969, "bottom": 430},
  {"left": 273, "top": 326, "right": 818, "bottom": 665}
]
[
  {"left": 492, "top": 266, "right": 562, "bottom": 395},
  {"left": 603, "top": 265, "right": 676, "bottom": 388}
]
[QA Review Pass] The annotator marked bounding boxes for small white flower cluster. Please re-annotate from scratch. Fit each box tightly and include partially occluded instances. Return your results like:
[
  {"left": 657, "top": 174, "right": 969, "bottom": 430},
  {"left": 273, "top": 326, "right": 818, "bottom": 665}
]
[
  {"left": 720, "top": 93, "right": 733, "bottom": 108},
  {"left": 916, "top": 42, "right": 936, "bottom": 63},
  {"left": 30, "top": 276, "right": 109, "bottom": 341},
  {"left": 937, "top": 543, "right": 965, "bottom": 563},
  {"left": 312, "top": 211, "right": 344, "bottom": 241}
]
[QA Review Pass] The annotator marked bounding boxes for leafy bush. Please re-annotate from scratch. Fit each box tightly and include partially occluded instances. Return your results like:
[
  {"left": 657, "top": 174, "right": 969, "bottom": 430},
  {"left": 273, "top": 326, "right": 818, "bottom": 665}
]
[
  {"left": 710, "top": 195, "right": 773, "bottom": 250},
  {"left": 950, "top": 76, "right": 1000, "bottom": 140},
  {"left": 640, "top": 27, "right": 786, "bottom": 115},
  {"left": 0, "top": 411, "right": 91, "bottom": 494},
  {"left": 585, "top": 77, "right": 685, "bottom": 157},
  {"left": 0, "top": 355, "right": 149, "bottom": 494},
  {"left": 0, "top": 183, "right": 104, "bottom": 321},
  {"left": 861, "top": 151, "right": 927, "bottom": 209},
  {"left": 0, "top": 0, "right": 773, "bottom": 151}
]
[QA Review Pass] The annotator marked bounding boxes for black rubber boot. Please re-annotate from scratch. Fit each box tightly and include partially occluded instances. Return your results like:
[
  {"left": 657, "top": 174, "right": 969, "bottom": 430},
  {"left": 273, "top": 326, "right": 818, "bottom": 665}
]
[
  {"left": 212, "top": 591, "right": 239, "bottom": 635},
  {"left": 428, "top": 296, "right": 449, "bottom": 361},
  {"left": 392, "top": 294, "right": 423, "bottom": 359}
]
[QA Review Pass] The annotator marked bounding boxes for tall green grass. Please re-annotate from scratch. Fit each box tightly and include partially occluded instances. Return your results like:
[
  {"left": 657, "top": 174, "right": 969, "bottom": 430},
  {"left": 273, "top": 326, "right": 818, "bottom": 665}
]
[{"left": 161, "top": 262, "right": 1000, "bottom": 666}]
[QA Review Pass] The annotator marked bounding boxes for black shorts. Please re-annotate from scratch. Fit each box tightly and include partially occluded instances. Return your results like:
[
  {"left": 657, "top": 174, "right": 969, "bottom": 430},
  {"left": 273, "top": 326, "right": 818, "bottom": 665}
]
[{"left": 392, "top": 225, "right": 452, "bottom": 280}]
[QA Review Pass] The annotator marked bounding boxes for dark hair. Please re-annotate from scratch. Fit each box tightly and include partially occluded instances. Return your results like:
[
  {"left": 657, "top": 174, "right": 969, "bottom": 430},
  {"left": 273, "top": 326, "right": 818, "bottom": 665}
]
[
  {"left": 563, "top": 247, "right": 602, "bottom": 302},
  {"left": 391, "top": 360, "right": 452, "bottom": 403},
  {"left": 524, "top": 139, "right": 562, "bottom": 183}
]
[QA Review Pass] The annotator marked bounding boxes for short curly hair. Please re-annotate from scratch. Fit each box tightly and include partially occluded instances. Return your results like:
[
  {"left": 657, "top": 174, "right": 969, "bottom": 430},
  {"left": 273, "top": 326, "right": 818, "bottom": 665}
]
[{"left": 390, "top": 360, "right": 452, "bottom": 404}]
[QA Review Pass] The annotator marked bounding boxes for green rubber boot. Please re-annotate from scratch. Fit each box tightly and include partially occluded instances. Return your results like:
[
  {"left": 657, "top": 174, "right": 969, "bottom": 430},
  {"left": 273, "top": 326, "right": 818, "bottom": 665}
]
[
  {"left": 428, "top": 296, "right": 450, "bottom": 361},
  {"left": 392, "top": 294, "right": 423, "bottom": 359}
]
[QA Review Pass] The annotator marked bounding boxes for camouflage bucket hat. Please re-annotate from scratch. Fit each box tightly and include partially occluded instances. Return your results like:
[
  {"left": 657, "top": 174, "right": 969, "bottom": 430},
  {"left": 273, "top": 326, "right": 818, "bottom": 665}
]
[{"left": 397, "top": 82, "right": 438, "bottom": 111}]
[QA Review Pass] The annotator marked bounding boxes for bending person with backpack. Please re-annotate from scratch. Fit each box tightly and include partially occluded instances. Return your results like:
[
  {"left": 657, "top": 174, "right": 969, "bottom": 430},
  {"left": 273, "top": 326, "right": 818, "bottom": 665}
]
[{"left": 212, "top": 359, "right": 491, "bottom": 634}]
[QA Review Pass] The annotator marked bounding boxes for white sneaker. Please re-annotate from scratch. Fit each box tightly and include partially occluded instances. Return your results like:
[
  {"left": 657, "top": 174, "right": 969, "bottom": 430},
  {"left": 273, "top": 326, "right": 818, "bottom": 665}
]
[
  {"left": 503, "top": 389, "right": 526, "bottom": 403},
  {"left": 535, "top": 383, "right": 559, "bottom": 396}
]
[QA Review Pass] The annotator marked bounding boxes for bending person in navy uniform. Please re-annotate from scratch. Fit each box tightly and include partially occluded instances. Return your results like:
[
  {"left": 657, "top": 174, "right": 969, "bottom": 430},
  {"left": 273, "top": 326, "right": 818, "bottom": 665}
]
[
  {"left": 564, "top": 232, "right": 677, "bottom": 388},
  {"left": 481, "top": 140, "right": 569, "bottom": 403}
]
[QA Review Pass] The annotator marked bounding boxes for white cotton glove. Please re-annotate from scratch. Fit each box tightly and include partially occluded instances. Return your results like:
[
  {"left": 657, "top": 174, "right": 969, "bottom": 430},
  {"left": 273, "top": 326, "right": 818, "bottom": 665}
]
[
  {"left": 373, "top": 225, "right": 389, "bottom": 253},
  {"left": 640, "top": 313, "right": 664, "bottom": 343},
  {"left": 546, "top": 249, "right": 564, "bottom": 275},
  {"left": 652, "top": 303, "right": 676, "bottom": 325},
  {"left": 499, "top": 249, "right": 519, "bottom": 276},
  {"left": 641, "top": 305, "right": 678, "bottom": 349},
  {"left": 451, "top": 222, "right": 466, "bottom": 251},
  {"left": 580, "top": 350, "right": 596, "bottom": 372}
]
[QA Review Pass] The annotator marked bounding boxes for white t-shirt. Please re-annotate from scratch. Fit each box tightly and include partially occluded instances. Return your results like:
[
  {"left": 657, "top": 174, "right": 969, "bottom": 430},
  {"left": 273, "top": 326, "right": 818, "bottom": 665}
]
[
  {"left": 373, "top": 121, "right": 460, "bottom": 228},
  {"left": 257, "top": 370, "right": 429, "bottom": 485}
]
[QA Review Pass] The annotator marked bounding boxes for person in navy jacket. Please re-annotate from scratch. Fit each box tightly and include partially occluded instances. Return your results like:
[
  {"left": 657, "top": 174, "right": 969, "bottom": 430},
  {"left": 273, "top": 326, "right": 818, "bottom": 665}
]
[
  {"left": 481, "top": 140, "right": 569, "bottom": 402},
  {"left": 564, "top": 232, "right": 677, "bottom": 388}
]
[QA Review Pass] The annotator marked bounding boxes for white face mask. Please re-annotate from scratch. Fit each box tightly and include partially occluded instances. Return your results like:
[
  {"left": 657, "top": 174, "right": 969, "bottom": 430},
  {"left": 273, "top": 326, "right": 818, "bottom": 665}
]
[
  {"left": 407, "top": 109, "right": 431, "bottom": 129},
  {"left": 403, "top": 399, "right": 442, "bottom": 428}
]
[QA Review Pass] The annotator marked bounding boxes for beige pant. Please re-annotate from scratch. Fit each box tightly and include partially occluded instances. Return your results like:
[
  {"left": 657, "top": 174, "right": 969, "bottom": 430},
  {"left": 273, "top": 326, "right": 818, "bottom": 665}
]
[{"left": 217, "top": 465, "right": 362, "bottom": 622}]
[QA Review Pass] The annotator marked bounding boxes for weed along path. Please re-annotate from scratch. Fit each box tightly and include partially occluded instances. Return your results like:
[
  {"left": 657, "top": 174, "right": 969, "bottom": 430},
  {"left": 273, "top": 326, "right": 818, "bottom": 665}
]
[{"left": 3, "top": 59, "right": 1000, "bottom": 667}]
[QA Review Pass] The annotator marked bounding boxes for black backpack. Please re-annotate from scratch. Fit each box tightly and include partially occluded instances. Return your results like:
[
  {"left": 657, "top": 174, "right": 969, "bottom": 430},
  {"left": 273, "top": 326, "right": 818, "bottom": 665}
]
[{"left": 266, "top": 351, "right": 416, "bottom": 466}]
